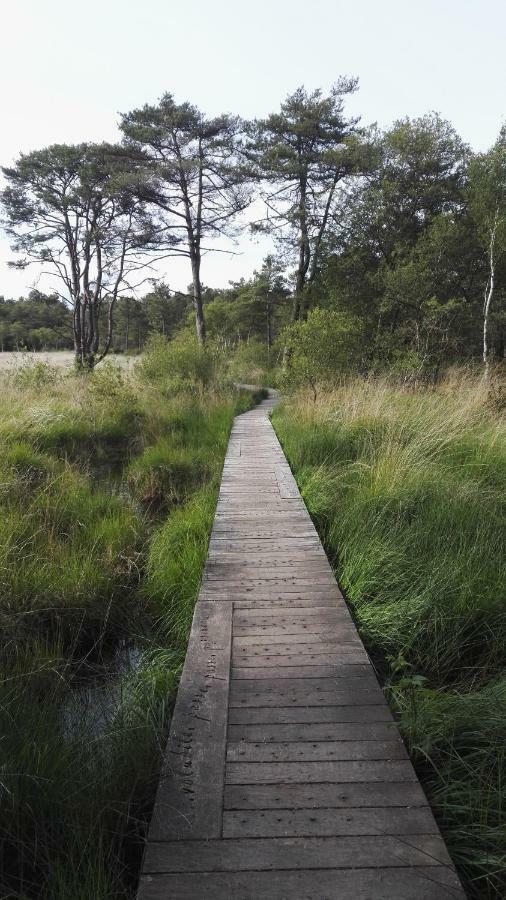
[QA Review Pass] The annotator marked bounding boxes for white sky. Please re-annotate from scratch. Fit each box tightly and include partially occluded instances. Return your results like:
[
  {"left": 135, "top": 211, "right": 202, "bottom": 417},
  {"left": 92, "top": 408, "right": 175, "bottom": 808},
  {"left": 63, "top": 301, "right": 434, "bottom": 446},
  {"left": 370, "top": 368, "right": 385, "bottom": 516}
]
[{"left": 1, "top": 0, "right": 505, "bottom": 298}]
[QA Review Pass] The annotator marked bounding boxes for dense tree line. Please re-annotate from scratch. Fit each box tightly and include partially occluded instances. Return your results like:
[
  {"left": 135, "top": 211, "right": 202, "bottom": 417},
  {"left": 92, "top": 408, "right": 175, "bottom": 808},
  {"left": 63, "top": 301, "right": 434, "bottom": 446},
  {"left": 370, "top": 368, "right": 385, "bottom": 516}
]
[
  {"left": 0, "top": 285, "right": 192, "bottom": 353},
  {"left": 0, "top": 291, "right": 71, "bottom": 351},
  {"left": 1, "top": 84, "right": 505, "bottom": 373},
  {"left": 314, "top": 117, "right": 506, "bottom": 375}
]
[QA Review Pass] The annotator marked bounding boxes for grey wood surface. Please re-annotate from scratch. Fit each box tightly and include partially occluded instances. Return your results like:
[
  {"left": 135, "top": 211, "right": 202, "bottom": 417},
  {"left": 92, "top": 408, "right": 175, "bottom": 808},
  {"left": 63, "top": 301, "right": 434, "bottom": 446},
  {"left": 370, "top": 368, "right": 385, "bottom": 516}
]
[{"left": 138, "top": 391, "right": 466, "bottom": 898}]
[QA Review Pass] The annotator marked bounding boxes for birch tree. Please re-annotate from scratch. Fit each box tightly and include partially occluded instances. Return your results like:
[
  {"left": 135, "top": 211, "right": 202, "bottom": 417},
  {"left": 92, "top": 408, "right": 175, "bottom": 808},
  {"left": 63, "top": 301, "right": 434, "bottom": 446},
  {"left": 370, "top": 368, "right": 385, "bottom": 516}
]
[{"left": 468, "top": 128, "right": 506, "bottom": 375}]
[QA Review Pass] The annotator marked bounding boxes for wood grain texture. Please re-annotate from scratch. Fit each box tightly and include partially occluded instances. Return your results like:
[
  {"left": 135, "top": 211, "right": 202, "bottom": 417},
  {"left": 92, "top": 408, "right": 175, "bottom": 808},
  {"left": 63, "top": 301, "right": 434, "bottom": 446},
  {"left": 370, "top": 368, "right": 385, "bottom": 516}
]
[
  {"left": 146, "top": 602, "right": 232, "bottom": 841},
  {"left": 222, "top": 805, "right": 439, "bottom": 838},
  {"left": 138, "top": 868, "right": 466, "bottom": 899},
  {"left": 143, "top": 834, "right": 452, "bottom": 872}
]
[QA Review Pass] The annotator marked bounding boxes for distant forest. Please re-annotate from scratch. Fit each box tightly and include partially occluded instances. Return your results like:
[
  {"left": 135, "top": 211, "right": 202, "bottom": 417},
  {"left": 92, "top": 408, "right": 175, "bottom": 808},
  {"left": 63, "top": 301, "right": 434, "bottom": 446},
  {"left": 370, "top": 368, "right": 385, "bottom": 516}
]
[
  {"left": 0, "top": 274, "right": 290, "bottom": 355},
  {"left": 1, "top": 83, "right": 505, "bottom": 374}
]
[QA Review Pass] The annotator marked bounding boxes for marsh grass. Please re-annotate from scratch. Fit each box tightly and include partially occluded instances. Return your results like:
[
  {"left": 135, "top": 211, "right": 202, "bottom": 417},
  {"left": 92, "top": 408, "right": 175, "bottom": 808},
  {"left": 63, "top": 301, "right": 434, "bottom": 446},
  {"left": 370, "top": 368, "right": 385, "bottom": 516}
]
[
  {"left": 273, "top": 369, "right": 506, "bottom": 898},
  {"left": 0, "top": 353, "right": 257, "bottom": 897},
  {"left": 0, "top": 650, "right": 178, "bottom": 900}
]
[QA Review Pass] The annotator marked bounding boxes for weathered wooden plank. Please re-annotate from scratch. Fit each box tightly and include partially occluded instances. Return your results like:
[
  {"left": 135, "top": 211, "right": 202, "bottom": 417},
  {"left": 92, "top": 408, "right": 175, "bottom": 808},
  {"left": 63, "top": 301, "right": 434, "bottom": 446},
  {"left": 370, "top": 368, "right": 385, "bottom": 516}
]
[
  {"left": 226, "top": 739, "right": 407, "bottom": 762},
  {"left": 211, "top": 558, "right": 330, "bottom": 570},
  {"left": 213, "top": 513, "right": 310, "bottom": 520},
  {"left": 143, "top": 834, "right": 451, "bottom": 873},
  {"left": 232, "top": 640, "right": 364, "bottom": 656},
  {"left": 233, "top": 617, "right": 353, "bottom": 632},
  {"left": 232, "top": 624, "right": 358, "bottom": 636},
  {"left": 210, "top": 548, "right": 323, "bottom": 557},
  {"left": 139, "top": 867, "right": 466, "bottom": 899},
  {"left": 211, "top": 529, "right": 314, "bottom": 537},
  {"left": 146, "top": 602, "right": 232, "bottom": 841},
  {"left": 215, "top": 502, "right": 303, "bottom": 511},
  {"left": 231, "top": 664, "right": 371, "bottom": 679},
  {"left": 208, "top": 587, "right": 343, "bottom": 599},
  {"left": 213, "top": 510, "right": 309, "bottom": 518},
  {"left": 229, "top": 687, "right": 385, "bottom": 708},
  {"left": 231, "top": 597, "right": 338, "bottom": 609},
  {"left": 224, "top": 780, "right": 428, "bottom": 810},
  {"left": 205, "top": 567, "right": 335, "bottom": 581},
  {"left": 233, "top": 635, "right": 363, "bottom": 651},
  {"left": 233, "top": 607, "right": 349, "bottom": 622},
  {"left": 222, "top": 805, "right": 439, "bottom": 838},
  {"left": 209, "top": 532, "right": 324, "bottom": 555},
  {"left": 209, "top": 545, "right": 323, "bottom": 556},
  {"left": 232, "top": 652, "right": 368, "bottom": 666},
  {"left": 230, "top": 674, "right": 379, "bottom": 692},
  {"left": 228, "top": 720, "right": 401, "bottom": 743},
  {"left": 203, "top": 592, "right": 343, "bottom": 604},
  {"left": 205, "top": 559, "right": 332, "bottom": 570},
  {"left": 228, "top": 705, "right": 395, "bottom": 725},
  {"left": 234, "top": 625, "right": 363, "bottom": 647},
  {"left": 206, "top": 576, "right": 337, "bottom": 587},
  {"left": 212, "top": 516, "right": 313, "bottom": 524},
  {"left": 275, "top": 464, "right": 300, "bottom": 499},
  {"left": 225, "top": 759, "right": 417, "bottom": 784}
]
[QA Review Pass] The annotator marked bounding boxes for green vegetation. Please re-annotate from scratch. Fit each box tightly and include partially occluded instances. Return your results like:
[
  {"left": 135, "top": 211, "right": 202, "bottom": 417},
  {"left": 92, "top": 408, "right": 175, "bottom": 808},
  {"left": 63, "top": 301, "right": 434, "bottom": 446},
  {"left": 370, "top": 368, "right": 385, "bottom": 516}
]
[
  {"left": 0, "top": 346, "right": 258, "bottom": 899},
  {"left": 1, "top": 73, "right": 505, "bottom": 900},
  {"left": 272, "top": 372, "right": 506, "bottom": 899},
  {"left": 281, "top": 308, "right": 363, "bottom": 399}
]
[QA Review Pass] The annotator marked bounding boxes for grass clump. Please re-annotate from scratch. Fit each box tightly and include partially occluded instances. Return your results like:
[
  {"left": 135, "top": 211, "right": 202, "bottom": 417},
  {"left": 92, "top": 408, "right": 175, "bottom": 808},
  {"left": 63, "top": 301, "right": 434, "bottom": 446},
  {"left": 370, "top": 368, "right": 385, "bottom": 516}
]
[
  {"left": 146, "top": 488, "right": 218, "bottom": 646},
  {"left": 0, "top": 651, "right": 177, "bottom": 900},
  {"left": 128, "top": 442, "right": 212, "bottom": 511},
  {"left": 273, "top": 369, "right": 506, "bottom": 898},
  {"left": 1, "top": 362, "right": 143, "bottom": 466},
  {"left": 394, "top": 679, "right": 506, "bottom": 896},
  {"left": 0, "top": 450, "right": 142, "bottom": 646}
]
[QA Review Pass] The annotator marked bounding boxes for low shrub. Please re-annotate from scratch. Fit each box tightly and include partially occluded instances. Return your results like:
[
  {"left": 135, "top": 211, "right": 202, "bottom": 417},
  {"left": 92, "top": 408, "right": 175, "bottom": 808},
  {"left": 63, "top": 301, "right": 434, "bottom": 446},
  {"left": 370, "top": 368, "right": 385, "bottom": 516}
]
[{"left": 136, "top": 332, "right": 220, "bottom": 390}]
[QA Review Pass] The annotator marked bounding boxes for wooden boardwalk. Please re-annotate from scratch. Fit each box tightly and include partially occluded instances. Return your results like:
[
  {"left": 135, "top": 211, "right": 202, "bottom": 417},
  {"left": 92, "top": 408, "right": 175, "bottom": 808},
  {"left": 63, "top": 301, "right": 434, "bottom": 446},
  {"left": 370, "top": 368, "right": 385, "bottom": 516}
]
[{"left": 138, "top": 393, "right": 465, "bottom": 899}]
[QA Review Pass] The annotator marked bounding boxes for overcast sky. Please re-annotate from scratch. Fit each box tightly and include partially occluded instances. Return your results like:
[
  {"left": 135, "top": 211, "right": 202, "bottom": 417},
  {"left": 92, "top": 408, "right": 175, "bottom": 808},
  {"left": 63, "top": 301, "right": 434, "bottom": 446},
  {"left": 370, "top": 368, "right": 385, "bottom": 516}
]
[{"left": 1, "top": 0, "right": 505, "bottom": 298}]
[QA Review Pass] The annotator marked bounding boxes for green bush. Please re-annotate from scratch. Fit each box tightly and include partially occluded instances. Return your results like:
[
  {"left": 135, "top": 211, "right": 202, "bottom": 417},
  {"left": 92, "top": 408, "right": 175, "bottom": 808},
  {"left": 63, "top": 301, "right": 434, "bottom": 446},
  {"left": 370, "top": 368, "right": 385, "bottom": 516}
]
[
  {"left": 227, "top": 339, "right": 273, "bottom": 385},
  {"left": 282, "top": 307, "right": 363, "bottom": 397},
  {"left": 11, "top": 358, "right": 60, "bottom": 388},
  {"left": 137, "top": 332, "right": 219, "bottom": 390}
]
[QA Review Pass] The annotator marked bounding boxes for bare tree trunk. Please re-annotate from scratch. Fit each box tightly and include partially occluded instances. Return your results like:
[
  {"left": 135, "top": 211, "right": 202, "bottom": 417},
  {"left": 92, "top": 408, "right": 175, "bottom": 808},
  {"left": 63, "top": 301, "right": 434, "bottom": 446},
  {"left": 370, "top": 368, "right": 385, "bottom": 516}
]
[
  {"left": 302, "top": 171, "right": 340, "bottom": 319},
  {"left": 191, "top": 251, "right": 206, "bottom": 344},
  {"left": 483, "top": 213, "right": 498, "bottom": 378},
  {"left": 124, "top": 305, "right": 130, "bottom": 352},
  {"left": 266, "top": 290, "right": 272, "bottom": 355},
  {"left": 73, "top": 297, "right": 82, "bottom": 366},
  {"left": 291, "top": 166, "right": 310, "bottom": 325}
]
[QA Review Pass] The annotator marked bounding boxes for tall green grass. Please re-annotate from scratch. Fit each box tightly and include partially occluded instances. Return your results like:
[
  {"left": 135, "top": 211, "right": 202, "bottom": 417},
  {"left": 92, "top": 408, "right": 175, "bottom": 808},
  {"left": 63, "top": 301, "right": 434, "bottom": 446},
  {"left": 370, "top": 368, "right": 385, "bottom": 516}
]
[
  {"left": 0, "top": 351, "right": 258, "bottom": 898},
  {"left": 273, "top": 371, "right": 506, "bottom": 899}
]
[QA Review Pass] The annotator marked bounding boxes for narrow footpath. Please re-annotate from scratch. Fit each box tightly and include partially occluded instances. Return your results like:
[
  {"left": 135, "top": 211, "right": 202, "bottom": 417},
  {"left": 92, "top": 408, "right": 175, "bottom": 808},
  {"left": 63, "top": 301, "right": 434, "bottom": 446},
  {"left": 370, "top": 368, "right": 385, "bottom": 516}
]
[{"left": 138, "top": 392, "right": 465, "bottom": 899}]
